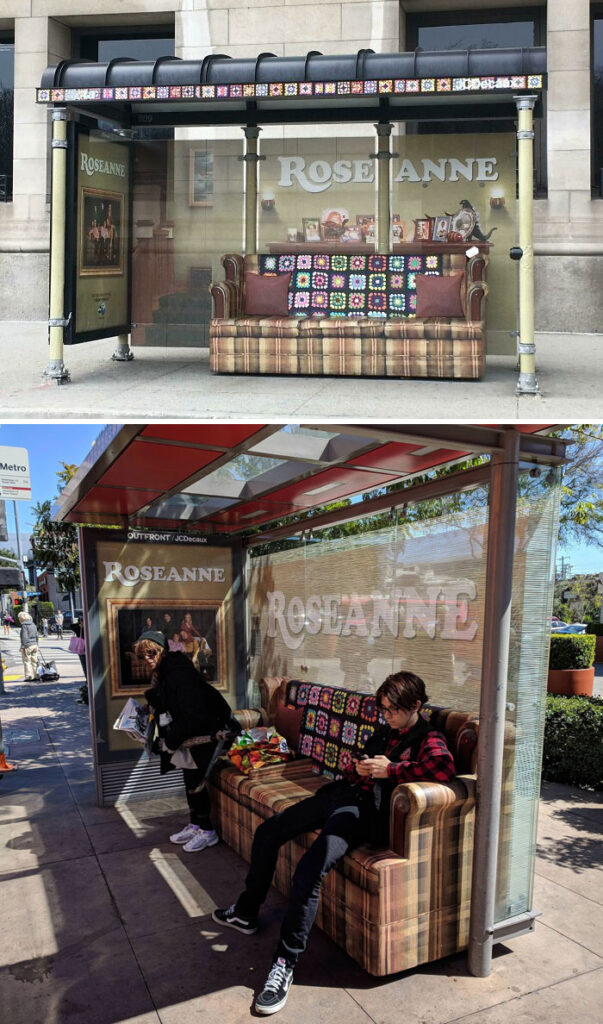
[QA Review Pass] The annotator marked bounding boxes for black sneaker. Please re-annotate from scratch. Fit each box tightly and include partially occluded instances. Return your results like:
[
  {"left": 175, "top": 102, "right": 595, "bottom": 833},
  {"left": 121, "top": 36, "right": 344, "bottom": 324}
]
[
  {"left": 255, "top": 957, "right": 294, "bottom": 1015},
  {"left": 212, "top": 903, "right": 258, "bottom": 935}
]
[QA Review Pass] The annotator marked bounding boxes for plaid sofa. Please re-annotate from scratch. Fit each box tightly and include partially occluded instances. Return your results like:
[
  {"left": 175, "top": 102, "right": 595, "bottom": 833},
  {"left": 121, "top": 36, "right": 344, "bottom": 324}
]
[
  {"left": 209, "top": 252, "right": 488, "bottom": 379},
  {"left": 209, "top": 677, "right": 481, "bottom": 976}
]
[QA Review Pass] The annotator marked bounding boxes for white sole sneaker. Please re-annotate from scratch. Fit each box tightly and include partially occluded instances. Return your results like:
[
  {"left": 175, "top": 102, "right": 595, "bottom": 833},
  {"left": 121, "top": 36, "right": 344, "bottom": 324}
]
[
  {"left": 169, "top": 825, "right": 200, "bottom": 845},
  {"left": 182, "top": 830, "right": 220, "bottom": 852}
]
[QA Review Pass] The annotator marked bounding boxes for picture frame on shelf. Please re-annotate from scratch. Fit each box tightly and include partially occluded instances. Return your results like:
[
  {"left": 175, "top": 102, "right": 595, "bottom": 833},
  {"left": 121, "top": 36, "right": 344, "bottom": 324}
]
[
  {"left": 432, "top": 215, "right": 452, "bottom": 243},
  {"left": 302, "top": 217, "right": 321, "bottom": 242},
  {"left": 356, "top": 214, "right": 375, "bottom": 243},
  {"left": 391, "top": 213, "right": 405, "bottom": 244},
  {"left": 340, "top": 224, "right": 363, "bottom": 243},
  {"left": 413, "top": 217, "right": 433, "bottom": 242}
]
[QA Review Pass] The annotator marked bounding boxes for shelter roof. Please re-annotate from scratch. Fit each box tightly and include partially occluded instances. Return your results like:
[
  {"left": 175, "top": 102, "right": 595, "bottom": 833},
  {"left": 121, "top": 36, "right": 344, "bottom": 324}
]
[
  {"left": 54, "top": 423, "right": 564, "bottom": 537},
  {"left": 37, "top": 48, "right": 546, "bottom": 127}
]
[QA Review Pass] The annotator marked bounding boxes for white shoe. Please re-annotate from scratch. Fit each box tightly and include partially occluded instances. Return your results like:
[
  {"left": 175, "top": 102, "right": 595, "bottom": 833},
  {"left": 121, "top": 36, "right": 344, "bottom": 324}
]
[
  {"left": 183, "top": 828, "right": 219, "bottom": 852},
  {"left": 169, "top": 823, "right": 201, "bottom": 845}
]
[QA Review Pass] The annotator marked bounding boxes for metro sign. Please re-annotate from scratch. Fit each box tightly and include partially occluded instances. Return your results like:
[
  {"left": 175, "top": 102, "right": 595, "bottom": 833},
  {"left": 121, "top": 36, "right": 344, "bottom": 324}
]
[{"left": 0, "top": 446, "right": 31, "bottom": 501}]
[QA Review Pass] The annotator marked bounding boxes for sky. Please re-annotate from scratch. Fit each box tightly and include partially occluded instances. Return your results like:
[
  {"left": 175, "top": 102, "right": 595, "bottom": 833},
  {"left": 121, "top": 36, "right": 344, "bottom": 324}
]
[
  {"left": 0, "top": 422, "right": 601, "bottom": 577},
  {"left": 0, "top": 423, "right": 104, "bottom": 555}
]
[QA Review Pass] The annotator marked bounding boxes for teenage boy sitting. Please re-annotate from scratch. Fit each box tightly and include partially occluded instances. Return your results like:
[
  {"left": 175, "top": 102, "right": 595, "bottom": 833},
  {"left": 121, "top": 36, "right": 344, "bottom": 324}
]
[{"left": 213, "top": 670, "right": 456, "bottom": 1015}]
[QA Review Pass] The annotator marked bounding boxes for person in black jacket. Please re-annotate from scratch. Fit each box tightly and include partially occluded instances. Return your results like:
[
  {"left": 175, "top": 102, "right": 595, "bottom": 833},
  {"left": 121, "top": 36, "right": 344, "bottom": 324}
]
[{"left": 137, "top": 630, "right": 238, "bottom": 853}]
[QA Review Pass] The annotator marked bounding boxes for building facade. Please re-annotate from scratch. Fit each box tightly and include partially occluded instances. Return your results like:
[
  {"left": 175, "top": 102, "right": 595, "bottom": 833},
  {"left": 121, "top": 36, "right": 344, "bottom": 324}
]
[{"left": 0, "top": 0, "right": 601, "bottom": 335}]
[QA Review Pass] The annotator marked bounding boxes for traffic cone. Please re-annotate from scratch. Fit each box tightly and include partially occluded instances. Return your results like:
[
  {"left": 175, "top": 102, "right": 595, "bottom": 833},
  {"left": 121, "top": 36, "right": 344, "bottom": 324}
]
[{"left": 0, "top": 753, "right": 17, "bottom": 772}]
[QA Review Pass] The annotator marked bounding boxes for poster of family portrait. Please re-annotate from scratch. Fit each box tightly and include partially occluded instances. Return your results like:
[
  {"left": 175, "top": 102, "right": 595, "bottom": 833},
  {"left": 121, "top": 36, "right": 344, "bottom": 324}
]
[
  {"left": 80, "top": 188, "right": 124, "bottom": 276},
  {"left": 106, "top": 598, "right": 225, "bottom": 696}
]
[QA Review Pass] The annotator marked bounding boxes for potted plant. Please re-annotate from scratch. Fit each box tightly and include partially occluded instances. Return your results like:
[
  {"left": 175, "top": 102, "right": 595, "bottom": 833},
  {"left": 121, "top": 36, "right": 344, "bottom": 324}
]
[
  {"left": 548, "top": 633, "right": 596, "bottom": 697},
  {"left": 585, "top": 622, "right": 603, "bottom": 663}
]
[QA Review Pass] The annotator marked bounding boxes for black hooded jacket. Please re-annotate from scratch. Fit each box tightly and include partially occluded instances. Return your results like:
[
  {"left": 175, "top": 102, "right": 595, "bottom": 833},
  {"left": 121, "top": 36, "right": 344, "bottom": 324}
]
[{"left": 144, "top": 651, "right": 235, "bottom": 754}]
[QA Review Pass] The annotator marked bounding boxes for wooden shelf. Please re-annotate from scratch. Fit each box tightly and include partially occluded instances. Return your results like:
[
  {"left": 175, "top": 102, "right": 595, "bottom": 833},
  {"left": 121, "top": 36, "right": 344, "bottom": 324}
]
[{"left": 266, "top": 241, "right": 491, "bottom": 255}]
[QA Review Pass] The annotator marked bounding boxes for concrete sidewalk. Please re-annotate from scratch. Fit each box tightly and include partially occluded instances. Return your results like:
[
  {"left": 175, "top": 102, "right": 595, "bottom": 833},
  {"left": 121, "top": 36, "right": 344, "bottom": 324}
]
[
  {"left": 1, "top": 321, "right": 603, "bottom": 420},
  {"left": 0, "top": 634, "right": 601, "bottom": 1024}
]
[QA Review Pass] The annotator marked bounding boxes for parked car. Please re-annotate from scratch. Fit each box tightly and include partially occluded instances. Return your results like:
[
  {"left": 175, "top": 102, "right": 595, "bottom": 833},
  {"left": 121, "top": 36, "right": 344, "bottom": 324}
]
[{"left": 550, "top": 618, "right": 587, "bottom": 634}]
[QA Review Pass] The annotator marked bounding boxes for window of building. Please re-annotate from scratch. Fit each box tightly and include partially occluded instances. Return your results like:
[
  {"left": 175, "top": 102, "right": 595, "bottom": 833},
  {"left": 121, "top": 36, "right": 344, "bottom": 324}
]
[
  {"left": 405, "top": 7, "right": 547, "bottom": 195},
  {"left": 74, "top": 27, "right": 175, "bottom": 141},
  {"left": 593, "top": 5, "right": 603, "bottom": 195},
  {"left": 75, "top": 29, "right": 174, "bottom": 63},
  {"left": 0, "top": 34, "right": 14, "bottom": 202}
]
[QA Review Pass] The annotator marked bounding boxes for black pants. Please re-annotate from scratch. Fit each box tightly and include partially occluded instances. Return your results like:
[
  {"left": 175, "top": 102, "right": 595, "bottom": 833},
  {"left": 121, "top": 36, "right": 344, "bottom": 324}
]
[
  {"left": 182, "top": 744, "right": 217, "bottom": 830},
  {"left": 236, "top": 781, "right": 369, "bottom": 965}
]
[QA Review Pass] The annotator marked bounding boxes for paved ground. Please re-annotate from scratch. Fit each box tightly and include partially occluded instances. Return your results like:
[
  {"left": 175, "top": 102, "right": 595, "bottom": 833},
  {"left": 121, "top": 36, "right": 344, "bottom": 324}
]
[
  {"left": 0, "top": 632, "right": 601, "bottom": 1024},
  {"left": 1, "top": 322, "right": 603, "bottom": 420}
]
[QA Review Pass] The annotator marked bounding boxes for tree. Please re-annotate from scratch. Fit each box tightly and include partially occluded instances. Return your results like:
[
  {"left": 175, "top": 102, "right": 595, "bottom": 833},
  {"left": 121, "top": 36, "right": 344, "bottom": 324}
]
[
  {"left": 31, "top": 463, "right": 81, "bottom": 615},
  {"left": 556, "top": 425, "right": 603, "bottom": 548}
]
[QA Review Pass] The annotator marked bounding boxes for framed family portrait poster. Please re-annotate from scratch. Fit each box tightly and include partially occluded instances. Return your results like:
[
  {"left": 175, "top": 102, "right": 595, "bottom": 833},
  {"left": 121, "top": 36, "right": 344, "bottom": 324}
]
[
  {"left": 80, "top": 188, "right": 124, "bottom": 276},
  {"left": 106, "top": 598, "right": 226, "bottom": 697},
  {"left": 189, "top": 149, "right": 214, "bottom": 206}
]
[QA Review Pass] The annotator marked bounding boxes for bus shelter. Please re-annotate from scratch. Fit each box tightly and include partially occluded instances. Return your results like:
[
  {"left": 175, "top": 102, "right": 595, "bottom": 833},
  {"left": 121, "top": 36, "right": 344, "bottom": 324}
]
[
  {"left": 54, "top": 422, "right": 565, "bottom": 978},
  {"left": 37, "top": 47, "right": 546, "bottom": 391}
]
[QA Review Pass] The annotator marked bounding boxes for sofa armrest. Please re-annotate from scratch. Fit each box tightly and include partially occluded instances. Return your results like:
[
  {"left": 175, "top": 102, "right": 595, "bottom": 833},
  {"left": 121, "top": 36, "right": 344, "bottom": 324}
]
[
  {"left": 210, "top": 281, "right": 234, "bottom": 318},
  {"left": 389, "top": 775, "right": 476, "bottom": 858},
  {"left": 466, "top": 281, "right": 488, "bottom": 322},
  {"left": 222, "top": 253, "right": 244, "bottom": 285}
]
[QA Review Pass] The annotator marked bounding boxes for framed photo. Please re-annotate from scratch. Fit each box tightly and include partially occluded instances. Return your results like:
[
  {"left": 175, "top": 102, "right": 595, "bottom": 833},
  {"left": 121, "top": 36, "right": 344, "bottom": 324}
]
[
  {"left": 356, "top": 214, "right": 375, "bottom": 242},
  {"left": 391, "top": 213, "right": 406, "bottom": 244},
  {"left": 106, "top": 598, "right": 226, "bottom": 697},
  {"left": 413, "top": 217, "right": 433, "bottom": 242},
  {"left": 302, "top": 217, "right": 321, "bottom": 242},
  {"left": 80, "top": 188, "right": 124, "bottom": 277},
  {"left": 341, "top": 225, "right": 363, "bottom": 243},
  {"left": 432, "top": 214, "right": 452, "bottom": 243},
  {"left": 189, "top": 149, "right": 214, "bottom": 207}
]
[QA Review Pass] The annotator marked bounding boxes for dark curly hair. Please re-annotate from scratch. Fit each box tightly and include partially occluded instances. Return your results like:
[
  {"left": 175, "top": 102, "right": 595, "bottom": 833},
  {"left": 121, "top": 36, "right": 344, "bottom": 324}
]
[{"left": 376, "top": 670, "right": 429, "bottom": 711}]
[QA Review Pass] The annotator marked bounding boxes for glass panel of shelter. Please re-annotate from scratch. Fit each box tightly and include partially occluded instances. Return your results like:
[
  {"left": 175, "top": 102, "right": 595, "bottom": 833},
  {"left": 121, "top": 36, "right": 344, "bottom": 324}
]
[{"left": 128, "top": 121, "right": 519, "bottom": 347}]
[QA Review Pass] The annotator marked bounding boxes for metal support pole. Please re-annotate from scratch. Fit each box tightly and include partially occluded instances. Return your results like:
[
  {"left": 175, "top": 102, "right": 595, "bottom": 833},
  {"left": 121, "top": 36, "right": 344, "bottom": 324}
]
[
  {"left": 468, "top": 429, "right": 520, "bottom": 978},
  {"left": 375, "top": 122, "right": 393, "bottom": 253},
  {"left": 13, "top": 501, "right": 27, "bottom": 613},
  {"left": 243, "top": 126, "right": 261, "bottom": 255},
  {"left": 44, "top": 108, "right": 71, "bottom": 384},
  {"left": 112, "top": 333, "right": 134, "bottom": 361},
  {"left": 515, "top": 96, "right": 538, "bottom": 395}
]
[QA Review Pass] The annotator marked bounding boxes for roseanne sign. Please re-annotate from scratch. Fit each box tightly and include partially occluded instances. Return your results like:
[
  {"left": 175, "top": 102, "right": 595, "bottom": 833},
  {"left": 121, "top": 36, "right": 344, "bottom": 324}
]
[{"left": 267, "top": 584, "right": 478, "bottom": 651}]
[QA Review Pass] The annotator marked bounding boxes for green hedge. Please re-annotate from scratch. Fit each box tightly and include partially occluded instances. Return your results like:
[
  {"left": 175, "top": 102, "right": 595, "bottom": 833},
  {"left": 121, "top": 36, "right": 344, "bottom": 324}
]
[
  {"left": 37, "top": 601, "right": 55, "bottom": 620},
  {"left": 549, "top": 633, "right": 596, "bottom": 670},
  {"left": 585, "top": 622, "right": 603, "bottom": 637},
  {"left": 542, "top": 694, "right": 603, "bottom": 789}
]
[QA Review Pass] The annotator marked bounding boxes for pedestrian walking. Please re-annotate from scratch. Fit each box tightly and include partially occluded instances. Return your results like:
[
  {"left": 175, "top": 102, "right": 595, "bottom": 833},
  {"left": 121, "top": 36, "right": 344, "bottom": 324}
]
[
  {"left": 2, "top": 611, "right": 13, "bottom": 637},
  {"left": 42, "top": 617, "right": 49, "bottom": 637},
  {"left": 18, "top": 611, "right": 39, "bottom": 681},
  {"left": 55, "top": 610, "right": 64, "bottom": 639}
]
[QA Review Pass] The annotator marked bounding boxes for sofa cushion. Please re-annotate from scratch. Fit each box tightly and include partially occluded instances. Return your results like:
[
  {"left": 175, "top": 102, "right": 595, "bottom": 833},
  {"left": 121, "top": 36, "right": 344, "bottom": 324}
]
[
  {"left": 244, "top": 271, "right": 291, "bottom": 316},
  {"left": 297, "top": 317, "right": 385, "bottom": 339},
  {"left": 274, "top": 702, "right": 304, "bottom": 753},
  {"left": 416, "top": 271, "right": 464, "bottom": 318}
]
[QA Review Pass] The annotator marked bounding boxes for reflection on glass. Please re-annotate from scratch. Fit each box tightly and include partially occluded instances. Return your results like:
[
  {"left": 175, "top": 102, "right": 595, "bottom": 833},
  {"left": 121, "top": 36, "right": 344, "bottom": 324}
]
[
  {"left": 495, "top": 466, "right": 562, "bottom": 923},
  {"left": 417, "top": 22, "right": 534, "bottom": 51},
  {"left": 0, "top": 40, "right": 14, "bottom": 202}
]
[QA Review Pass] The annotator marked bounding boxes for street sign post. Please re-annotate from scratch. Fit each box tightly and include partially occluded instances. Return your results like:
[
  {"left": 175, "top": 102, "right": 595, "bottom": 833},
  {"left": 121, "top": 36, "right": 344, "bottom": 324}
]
[{"left": 0, "top": 446, "right": 31, "bottom": 501}]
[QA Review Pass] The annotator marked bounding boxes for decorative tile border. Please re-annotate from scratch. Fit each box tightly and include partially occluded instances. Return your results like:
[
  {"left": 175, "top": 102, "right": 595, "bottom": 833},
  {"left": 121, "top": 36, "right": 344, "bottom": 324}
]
[{"left": 37, "top": 74, "right": 543, "bottom": 105}]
